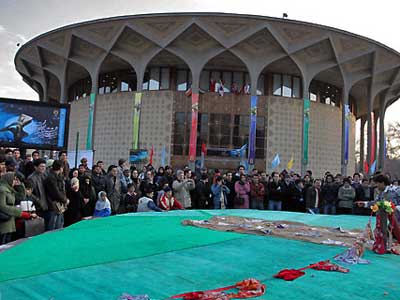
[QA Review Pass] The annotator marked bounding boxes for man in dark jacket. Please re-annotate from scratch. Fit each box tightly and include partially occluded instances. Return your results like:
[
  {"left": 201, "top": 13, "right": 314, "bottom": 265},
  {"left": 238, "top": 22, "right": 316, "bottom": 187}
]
[
  {"left": 193, "top": 174, "right": 211, "bottom": 209},
  {"left": 43, "top": 160, "right": 68, "bottom": 230},
  {"left": 321, "top": 174, "right": 338, "bottom": 215},
  {"left": 267, "top": 172, "right": 282, "bottom": 211},
  {"left": 27, "top": 158, "right": 50, "bottom": 228},
  {"left": 91, "top": 164, "right": 106, "bottom": 194},
  {"left": 105, "top": 165, "right": 121, "bottom": 214},
  {"left": 305, "top": 179, "right": 322, "bottom": 214}
]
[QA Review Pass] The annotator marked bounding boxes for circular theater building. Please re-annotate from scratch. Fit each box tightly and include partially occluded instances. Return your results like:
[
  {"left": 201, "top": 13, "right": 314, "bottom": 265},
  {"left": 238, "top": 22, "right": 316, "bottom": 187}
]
[{"left": 14, "top": 13, "right": 400, "bottom": 176}]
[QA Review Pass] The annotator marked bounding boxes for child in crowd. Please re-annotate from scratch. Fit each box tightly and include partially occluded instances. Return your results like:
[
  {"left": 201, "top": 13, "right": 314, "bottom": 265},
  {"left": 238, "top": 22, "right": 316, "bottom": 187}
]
[{"left": 93, "top": 191, "right": 111, "bottom": 217}]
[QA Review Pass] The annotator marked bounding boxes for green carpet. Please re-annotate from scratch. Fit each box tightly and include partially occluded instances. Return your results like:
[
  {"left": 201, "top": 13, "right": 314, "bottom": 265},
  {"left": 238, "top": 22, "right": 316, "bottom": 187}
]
[{"left": 0, "top": 210, "right": 398, "bottom": 300}]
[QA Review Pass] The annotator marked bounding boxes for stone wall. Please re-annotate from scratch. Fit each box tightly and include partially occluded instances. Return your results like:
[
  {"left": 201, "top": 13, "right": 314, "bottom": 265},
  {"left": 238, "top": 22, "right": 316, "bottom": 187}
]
[
  {"left": 266, "top": 96, "right": 303, "bottom": 173},
  {"left": 67, "top": 96, "right": 89, "bottom": 152},
  {"left": 93, "top": 92, "right": 135, "bottom": 167},
  {"left": 138, "top": 90, "right": 174, "bottom": 168}
]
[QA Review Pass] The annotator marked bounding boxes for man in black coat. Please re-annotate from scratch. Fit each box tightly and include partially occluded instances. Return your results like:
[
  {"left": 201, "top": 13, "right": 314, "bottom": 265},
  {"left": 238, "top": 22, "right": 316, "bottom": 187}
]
[{"left": 43, "top": 160, "right": 68, "bottom": 230}]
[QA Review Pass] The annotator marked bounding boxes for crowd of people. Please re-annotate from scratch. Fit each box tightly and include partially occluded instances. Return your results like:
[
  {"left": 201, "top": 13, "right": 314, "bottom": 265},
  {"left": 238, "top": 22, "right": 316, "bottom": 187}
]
[{"left": 1, "top": 148, "right": 399, "bottom": 245}]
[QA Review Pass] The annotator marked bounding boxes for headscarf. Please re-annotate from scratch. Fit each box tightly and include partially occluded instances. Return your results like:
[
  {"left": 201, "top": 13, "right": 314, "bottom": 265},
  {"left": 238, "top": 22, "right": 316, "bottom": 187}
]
[
  {"left": 1, "top": 172, "right": 15, "bottom": 187},
  {"left": 95, "top": 191, "right": 111, "bottom": 211}
]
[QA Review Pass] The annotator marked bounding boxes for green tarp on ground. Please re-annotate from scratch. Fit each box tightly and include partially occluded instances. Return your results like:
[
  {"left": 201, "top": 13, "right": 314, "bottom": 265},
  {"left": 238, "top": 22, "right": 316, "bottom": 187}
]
[{"left": 0, "top": 210, "right": 398, "bottom": 300}]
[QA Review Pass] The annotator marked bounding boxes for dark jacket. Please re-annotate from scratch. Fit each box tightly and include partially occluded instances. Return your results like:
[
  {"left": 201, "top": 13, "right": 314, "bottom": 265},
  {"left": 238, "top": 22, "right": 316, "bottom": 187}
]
[
  {"left": 28, "top": 171, "right": 48, "bottom": 211},
  {"left": 44, "top": 170, "right": 67, "bottom": 212},
  {"left": 321, "top": 183, "right": 338, "bottom": 205},
  {"left": 289, "top": 184, "right": 305, "bottom": 212},
  {"left": 64, "top": 188, "right": 83, "bottom": 227},
  {"left": 194, "top": 180, "right": 211, "bottom": 209},
  {"left": 91, "top": 173, "right": 106, "bottom": 195},
  {"left": 104, "top": 174, "right": 121, "bottom": 214},
  {"left": 305, "top": 187, "right": 322, "bottom": 210}
]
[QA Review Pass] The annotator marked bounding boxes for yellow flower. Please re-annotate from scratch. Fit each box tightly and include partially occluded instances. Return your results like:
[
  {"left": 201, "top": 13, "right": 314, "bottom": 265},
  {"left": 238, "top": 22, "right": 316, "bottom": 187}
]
[{"left": 371, "top": 204, "right": 379, "bottom": 213}]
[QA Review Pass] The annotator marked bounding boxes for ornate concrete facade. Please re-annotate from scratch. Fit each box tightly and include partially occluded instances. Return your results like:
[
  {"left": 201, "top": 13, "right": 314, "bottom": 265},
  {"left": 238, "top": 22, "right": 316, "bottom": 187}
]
[{"left": 15, "top": 13, "right": 400, "bottom": 174}]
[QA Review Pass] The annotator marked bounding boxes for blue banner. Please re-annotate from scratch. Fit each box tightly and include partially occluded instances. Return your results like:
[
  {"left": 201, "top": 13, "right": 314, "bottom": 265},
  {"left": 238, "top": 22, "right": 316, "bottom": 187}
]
[
  {"left": 248, "top": 95, "right": 258, "bottom": 165},
  {"left": 344, "top": 104, "right": 350, "bottom": 163}
]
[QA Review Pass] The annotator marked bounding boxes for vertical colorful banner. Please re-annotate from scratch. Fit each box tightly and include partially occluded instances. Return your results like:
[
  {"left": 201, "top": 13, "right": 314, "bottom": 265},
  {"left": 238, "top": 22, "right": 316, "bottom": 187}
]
[
  {"left": 248, "top": 95, "right": 258, "bottom": 165},
  {"left": 161, "top": 145, "right": 166, "bottom": 166},
  {"left": 370, "top": 112, "right": 375, "bottom": 166},
  {"left": 86, "top": 93, "right": 96, "bottom": 150},
  {"left": 132, "top": 92, "right": 142, "bottom": 149},
  {"left": 344, "top": 104, "right": 350, "bottom": 163},
  {"left": 302, "top": 98, "right": 310, "bottom": 164},
  {"left": 188, "top": 93, "right": 199, "bottom": 161}
]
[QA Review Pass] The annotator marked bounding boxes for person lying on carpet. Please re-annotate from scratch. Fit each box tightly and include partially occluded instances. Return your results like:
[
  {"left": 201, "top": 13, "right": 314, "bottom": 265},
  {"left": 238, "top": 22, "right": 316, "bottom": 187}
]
[
  {"left": 93, "top": 191, "right": 111, "bottom": 217},
  {"left": 159, "top": 186, "right": 184, "bottom": 211},
  {"left": 137, "top": 188, "right": 163, "bottom": 212}
]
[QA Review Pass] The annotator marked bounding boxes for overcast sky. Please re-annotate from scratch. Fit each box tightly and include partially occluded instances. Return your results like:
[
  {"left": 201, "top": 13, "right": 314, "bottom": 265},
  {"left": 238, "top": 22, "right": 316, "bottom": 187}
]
[{"left": 1, "top": 0, "right": 400, "bottom": 125}]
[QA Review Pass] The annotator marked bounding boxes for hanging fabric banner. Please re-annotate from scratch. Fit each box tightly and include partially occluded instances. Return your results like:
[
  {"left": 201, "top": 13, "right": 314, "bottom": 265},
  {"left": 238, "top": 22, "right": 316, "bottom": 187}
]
[
  {"left": 86, "top": 93, "right": 96, "bottom": 150},
  {"left": 248, "top": 95, "right": 258, "bottom": 165},
  {"left": 302, "top": 98, "right": 310, "bottom": 164},
  {"left": 370, "top": 112, "right": 376, "bottom": 166},
  {"left": 161, "top": 145, "right": 166, "bottom": 166},
  {"left": 200, "top": 143, "right": 206, "bottom": 168},
  {"left": 189, "top": 93, "right": 199, "bottom": 161},
  {"left": 344, "top": 104, "right": 350, "bottom": 163},
  {"left": 132, "top": 92, "right": 142, "bottom": 150}
]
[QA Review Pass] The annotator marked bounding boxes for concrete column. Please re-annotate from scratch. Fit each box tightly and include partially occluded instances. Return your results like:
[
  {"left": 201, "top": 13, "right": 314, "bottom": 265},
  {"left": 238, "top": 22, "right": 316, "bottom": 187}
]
[
  {"left": 340, "top": 88, "right": 350, "bottom": 176},
  {"left": 378, "top": 105, "right": 386, "bottom": 171},
  {"left": 366, "top": 95, "right": 373, "bottom": 175},
  {"left": 373, "top": 111, "right": 379, "bottom": 168},
  {"left": 359, "top": 116, "right": 366, "bottom": 172},
  {"left": 59, "top": 64, "right": 68, "bottom": 103}
]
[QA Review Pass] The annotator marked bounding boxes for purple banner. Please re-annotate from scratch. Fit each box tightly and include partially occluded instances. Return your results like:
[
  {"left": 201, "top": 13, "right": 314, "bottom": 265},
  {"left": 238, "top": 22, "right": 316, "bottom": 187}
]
[
  {"left": 248, "top": 95, "right": 258, "bottom": 165},
  {"left": 344, "top": 104, "right": 350, "bottom": 163}
]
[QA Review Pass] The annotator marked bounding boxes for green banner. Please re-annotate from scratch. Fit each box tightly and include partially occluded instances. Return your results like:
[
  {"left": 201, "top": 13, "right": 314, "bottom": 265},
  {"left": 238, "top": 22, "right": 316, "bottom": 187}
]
[
  {"left": 86, "top": 93, "right": 96, "bottom": 150},
  {"left": 132, "top": 92, "right": 142, "bottom": 149},
  {"left": 303, "top": 98, "right": 310, "bottom": 164}
]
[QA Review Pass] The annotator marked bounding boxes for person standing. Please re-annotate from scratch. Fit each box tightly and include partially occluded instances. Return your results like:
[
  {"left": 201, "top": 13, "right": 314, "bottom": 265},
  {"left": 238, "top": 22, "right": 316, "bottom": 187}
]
[
  {"left": 0, "top": 172, "right": 36, "bottom": 244},
  {"left": 250, "top": 174, "right": 265, "bottom": 210},
  {"left": 44, "top": 160, "right": 68, "bottom": 230},
  {"left": 211, "top": 176, "right": 230, "bottom": 209},
  {"left": 172, "top": 170, "right": 195, "bottom": 209},
  {"left": 337, "top": 178, "right": 356, "bottom": 214},
  {"left": 267, "top": 172, "right": 282, "bottom": 211},
  {"left": 305, "top": 179, "right": 322, "bottom": 214},
  {"left": 58, "top": 151, "right": 70, "bottom": 181},
  {"left": 27, "top": 158, "right": 50, "bottom": 229},
  {"left": 105, "top": 165, "right": 121, "bottom": 215},
  {"left": 64, "top": 178, "right": 83, "bottom": 227},
  {"left": 234, "top": 174, "right": 250, "bottom": 209},
  {"left": 321, "top": 174, "right": 338, "bottom": 215}
]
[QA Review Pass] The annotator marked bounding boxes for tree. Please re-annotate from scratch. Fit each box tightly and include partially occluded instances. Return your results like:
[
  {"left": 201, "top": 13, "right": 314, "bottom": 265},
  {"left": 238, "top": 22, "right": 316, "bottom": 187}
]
[{"left": 386, "top": 122, "right": 400, "bottom": 159}]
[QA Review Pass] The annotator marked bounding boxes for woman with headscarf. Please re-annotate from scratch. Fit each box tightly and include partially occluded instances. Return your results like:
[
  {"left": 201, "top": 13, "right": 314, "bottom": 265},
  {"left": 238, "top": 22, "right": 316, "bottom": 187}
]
[
  {"left": 0, "top": 172, "right": 36, "bottom": 244},
  {"left": 93, "top": 191, "right": 111, "bottom": 217},
  {"left": 64, "top": 177, "right": 83, "bottom": 227},
  {"left": 79, "top": 175, "right": 96, "bottom": 217}
]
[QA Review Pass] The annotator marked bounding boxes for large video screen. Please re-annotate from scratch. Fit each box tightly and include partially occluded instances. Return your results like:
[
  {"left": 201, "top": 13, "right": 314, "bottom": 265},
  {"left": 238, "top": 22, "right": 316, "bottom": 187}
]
[{"left": 0, "top": 98, "right": 69, "bottom": 149}]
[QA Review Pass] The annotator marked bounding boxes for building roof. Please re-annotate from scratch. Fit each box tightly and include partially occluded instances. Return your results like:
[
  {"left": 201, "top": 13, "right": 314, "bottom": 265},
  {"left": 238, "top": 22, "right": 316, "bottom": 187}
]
[{"left": 14, "top": 12, "right": 400, "bottom": 116}]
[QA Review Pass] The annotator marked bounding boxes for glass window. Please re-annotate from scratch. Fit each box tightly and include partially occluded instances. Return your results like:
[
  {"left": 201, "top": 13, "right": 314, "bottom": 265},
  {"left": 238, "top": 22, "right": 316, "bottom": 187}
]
[
  {"left": 222, "top": 72, "right": 232, "bottom": 92},
  {"left": 160, "top": 68, "right": 170, "bottom": 90},
  {"left": 273, "top": 74, "right": 282, "bottom": 96},
  {"left": 257, "top": 74, "right": 265, "bottom": 95},
  {"left": 149, "top": 68, "right": 160, "bottom": 90},
  {"left": 282, "top": 75, "right": 292, "bottom": 97},
  {"left": 200, "top": 70, "right": 210, "bottom": 91},
  {"left": 177, "top": 70, "right": 187, "bottom": 91},
  {"left": 292, "top": 77, "right": 300, "bottom": 98},
  {"left": 233, "top": 72, "right": 244, "bottom": 90},
  {"left": 142, "top": 71, "right": 150, "bottom": 90},
  {"left": 120, "top": 81, "right": 129, "bottom": 92}
]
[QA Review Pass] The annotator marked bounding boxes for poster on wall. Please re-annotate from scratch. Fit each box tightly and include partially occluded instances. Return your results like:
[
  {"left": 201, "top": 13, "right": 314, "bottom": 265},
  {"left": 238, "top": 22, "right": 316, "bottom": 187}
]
[
  {"left": 0, "top": 98, "right": 69, "bottom": 149},
  {"left": 129, "top": 149, "right": 148, "bottom": 164}
]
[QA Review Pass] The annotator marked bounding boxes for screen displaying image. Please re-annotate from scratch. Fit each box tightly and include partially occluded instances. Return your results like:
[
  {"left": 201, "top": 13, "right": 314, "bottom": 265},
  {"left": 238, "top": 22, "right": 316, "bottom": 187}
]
[{"left": 0, "top": 98, "right": 69, "bottom": 149}]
